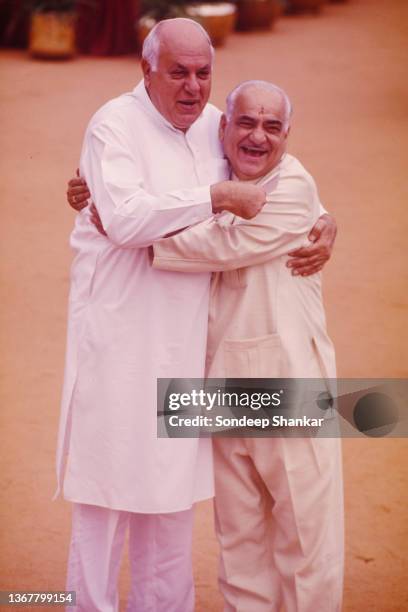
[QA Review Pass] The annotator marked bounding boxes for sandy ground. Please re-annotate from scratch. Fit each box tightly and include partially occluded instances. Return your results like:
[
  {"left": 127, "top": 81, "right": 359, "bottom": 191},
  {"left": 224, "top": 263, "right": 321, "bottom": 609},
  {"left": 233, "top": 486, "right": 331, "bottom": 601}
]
[{"left": 1, "top": 0, "right": 407, "bottom": 610}]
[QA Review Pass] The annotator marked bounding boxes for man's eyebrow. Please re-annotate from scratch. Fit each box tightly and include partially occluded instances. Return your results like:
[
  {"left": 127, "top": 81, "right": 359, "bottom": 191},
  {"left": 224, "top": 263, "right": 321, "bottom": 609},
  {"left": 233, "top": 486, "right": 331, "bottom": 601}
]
[
  {"left": 237, "top": 114, "right": 256, "bottom": 122},
  {"left": 264, "top": 119, "right": 283, "bottom": 126},
  {"left": 170, "top": 63, "right": 211, "bottom": 71}
]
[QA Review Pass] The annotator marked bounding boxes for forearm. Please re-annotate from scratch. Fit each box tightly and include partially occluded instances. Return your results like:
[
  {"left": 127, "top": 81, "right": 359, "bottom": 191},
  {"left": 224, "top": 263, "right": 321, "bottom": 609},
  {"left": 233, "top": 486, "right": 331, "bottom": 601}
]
[
  {"left": 153, "top": 209, "right": 312, "bottom": 273},
  {"left": 81, "top": 125, "right": 213, "bottom": 248},
  {"left": 153, "top": 175, "right": 317, "bottom": 273},
  {"left": 104, "top": 178, "right": 268, "bottom": 248},
  {"left": 319, "top": 202, "right": 328, "bottom": 216},
  {"left": 103, "top": 186, "right": 212, "bottom": 248}
]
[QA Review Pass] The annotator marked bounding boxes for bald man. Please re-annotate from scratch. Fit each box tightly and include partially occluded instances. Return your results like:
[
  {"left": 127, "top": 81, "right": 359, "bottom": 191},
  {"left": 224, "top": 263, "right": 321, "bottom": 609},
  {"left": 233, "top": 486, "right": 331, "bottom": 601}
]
[
  {"left": 153, "top": 81, "right": 344, "bottom": 612},
  {"left": 57, "top": 19, "right": 270, "bottom": 612}
]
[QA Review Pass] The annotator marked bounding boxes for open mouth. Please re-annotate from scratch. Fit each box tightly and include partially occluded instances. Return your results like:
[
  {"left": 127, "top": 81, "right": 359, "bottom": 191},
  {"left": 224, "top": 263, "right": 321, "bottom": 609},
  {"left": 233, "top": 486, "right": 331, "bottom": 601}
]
[
  {"left": 177, "top": 100, "right": 200, "bottom": 111},
  {"left": 240, "top": 146, "right": 268, "bottom": 158}
]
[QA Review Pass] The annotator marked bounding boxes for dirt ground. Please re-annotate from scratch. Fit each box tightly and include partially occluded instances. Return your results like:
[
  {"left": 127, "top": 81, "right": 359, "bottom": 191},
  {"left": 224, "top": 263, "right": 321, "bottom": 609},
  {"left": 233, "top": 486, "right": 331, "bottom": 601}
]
[{"left": 0, "top": 0, "right": 407, "bottom": 610}]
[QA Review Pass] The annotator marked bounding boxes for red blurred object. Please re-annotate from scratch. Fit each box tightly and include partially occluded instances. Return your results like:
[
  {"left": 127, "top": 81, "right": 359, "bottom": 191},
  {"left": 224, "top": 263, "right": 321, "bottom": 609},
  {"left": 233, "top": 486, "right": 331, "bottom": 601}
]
[
  {"left": 236, "top": 0, "right": 281, "bottom": 31},
  {"left": 76, "top": 0, "right": 139, "bottom": 55},
  {"left": 286, "top": 0, "right": 326, "bottom": 13},
  {"left": 0, "top": 0, "right": 29, "bottom": 48}
]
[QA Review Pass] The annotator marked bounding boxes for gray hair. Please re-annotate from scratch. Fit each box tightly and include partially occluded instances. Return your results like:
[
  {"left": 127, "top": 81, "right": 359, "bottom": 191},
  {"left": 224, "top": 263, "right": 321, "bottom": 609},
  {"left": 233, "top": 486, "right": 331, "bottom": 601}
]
[
  {"left": 226, "top": 80, "right": 293, "bottom": 130},
  {"left": 142, "top": 18, "right": 215, "bottom": 71}
]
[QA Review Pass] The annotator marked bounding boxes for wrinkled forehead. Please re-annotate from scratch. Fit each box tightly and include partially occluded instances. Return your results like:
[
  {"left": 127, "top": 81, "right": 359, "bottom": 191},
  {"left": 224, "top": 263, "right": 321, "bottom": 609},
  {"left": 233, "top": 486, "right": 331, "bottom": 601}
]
[
  {"left": 233, "top": 87, "right": 286, "bottom": 120},
  {"left": 158, "top": 27, "right": 213, "bottom": 66}
]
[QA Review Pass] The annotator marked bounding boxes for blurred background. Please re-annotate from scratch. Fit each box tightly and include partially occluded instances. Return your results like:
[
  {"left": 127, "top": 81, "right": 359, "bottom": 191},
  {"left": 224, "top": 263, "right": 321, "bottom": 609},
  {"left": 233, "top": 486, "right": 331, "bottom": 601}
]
[{"left": 1, "top": 0, "right": 407, "bottom": 610}]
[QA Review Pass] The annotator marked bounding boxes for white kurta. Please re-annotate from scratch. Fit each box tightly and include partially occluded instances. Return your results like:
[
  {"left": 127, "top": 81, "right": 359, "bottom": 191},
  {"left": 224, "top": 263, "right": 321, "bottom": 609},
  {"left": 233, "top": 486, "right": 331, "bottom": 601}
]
[
  {"left": 153, "top": 154, "right": 336, "bottom": 382},
  {"left": 56, "top": 81, "right": 228, "bottom": 512},
  {"left": 153, "top": 155, "right": 344, "bottom": 612}
]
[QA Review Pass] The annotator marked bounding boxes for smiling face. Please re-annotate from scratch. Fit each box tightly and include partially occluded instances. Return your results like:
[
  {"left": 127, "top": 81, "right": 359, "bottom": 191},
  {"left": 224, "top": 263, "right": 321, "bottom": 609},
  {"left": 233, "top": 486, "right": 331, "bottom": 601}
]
[
  {"left": 142, "top": 21, "right": 212, "bottom": 131},
  {"left": 220, "top": 85, "right": 290, "bottom": 180}
]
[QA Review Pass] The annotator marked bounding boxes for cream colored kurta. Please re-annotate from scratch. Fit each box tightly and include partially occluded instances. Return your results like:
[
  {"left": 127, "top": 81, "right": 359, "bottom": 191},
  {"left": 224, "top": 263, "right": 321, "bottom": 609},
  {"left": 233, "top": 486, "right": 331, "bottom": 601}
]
[
  {"left": 56, "top": 82, "right": 229, "bottom": 513},
  {"left": 153, "top": 154, "right": 343, "bottom": 611},
  {"left": 153, "top": 153, "right": 336, "bottom": 381}
]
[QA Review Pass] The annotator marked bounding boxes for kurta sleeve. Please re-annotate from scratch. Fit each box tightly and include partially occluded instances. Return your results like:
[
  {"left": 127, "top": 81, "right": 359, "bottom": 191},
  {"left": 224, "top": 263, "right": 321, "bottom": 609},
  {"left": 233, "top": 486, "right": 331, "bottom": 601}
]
[
  {"left": 319, "top": 201, "right": 328, "bottom": 216},
  {"left": 152, "top": 171, "right": 319, "bottom": 273},
  {"left": 79, "top": 120, "right": 213, "bottom": 248}
]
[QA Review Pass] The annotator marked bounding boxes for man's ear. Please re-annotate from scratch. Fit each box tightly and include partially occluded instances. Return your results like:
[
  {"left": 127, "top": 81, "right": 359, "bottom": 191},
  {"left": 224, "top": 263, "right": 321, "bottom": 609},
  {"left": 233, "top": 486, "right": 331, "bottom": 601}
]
[
  {"left": 219, "top": 114, "right": 227, "bottom": 143},
  {"left": 141, "top": 58, "right": 151, "bottom": 87},
  {"left": 285, "top": 125, "right": 291, "bottom": 140}
]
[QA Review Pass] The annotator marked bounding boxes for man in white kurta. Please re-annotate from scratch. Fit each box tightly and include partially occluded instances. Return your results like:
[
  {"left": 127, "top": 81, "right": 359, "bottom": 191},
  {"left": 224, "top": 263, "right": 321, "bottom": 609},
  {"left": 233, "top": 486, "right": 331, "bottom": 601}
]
[
  {"left": 153, "top": 82, "right": 344, "bottom": 611},
  {"left": 58, "top": 74, "right": 223, "bottom": 514},
  {"left": 57, "top": 20, "right": 270, "bottom": 612}
]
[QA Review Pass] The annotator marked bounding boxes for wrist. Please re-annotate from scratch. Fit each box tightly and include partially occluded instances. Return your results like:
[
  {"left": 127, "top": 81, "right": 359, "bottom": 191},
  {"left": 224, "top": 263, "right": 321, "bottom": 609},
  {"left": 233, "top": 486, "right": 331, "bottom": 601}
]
[{"left": 210, "top": 182, "right": 231, "bottom": 214}]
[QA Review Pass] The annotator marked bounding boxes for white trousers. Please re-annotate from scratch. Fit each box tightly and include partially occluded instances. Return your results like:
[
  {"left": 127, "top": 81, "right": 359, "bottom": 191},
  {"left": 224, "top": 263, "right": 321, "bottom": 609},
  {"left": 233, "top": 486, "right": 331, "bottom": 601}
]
[
  {"left": 213, "top": 436, "right": 344, "bottom": 612},
  {"left": 66, "top": 503, "right": 194, "bottom": 612}
]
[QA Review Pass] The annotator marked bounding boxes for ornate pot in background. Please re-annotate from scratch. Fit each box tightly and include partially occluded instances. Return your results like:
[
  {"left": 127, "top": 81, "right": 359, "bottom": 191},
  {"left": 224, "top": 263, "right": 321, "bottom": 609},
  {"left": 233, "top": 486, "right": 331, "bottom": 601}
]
[
  {"left": 186, "top": 2, "right": 237, "bottom": 47},
  {"left": 29, "top": 10, "right": 76, "bottom": 58}
]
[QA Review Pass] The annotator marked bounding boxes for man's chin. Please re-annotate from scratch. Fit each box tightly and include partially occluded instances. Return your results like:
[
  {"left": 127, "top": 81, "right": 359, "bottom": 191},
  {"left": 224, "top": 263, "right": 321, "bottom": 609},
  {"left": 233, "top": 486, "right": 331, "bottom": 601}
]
[
  {"left": 173, "top": 111, "right": 201, "bottom": 131},
  {"left": 233, "top": 161, "right": 267, "bottom": 181}
]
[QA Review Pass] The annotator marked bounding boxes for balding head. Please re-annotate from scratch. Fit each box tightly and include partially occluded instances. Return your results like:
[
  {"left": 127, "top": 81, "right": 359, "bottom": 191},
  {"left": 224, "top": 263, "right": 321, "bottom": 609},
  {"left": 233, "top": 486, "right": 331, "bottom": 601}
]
[
  {"left": 220, "top": 80, "right": 292, "bottom": 180},
  {"left": 142, "top": 18, "right": 214, "bottom": 71},
  {"left": 141, "top": 18, "right": 214, "bottom": 131},
  {"left": 226, "top": 80, "right": 292, "bottom": 130}
]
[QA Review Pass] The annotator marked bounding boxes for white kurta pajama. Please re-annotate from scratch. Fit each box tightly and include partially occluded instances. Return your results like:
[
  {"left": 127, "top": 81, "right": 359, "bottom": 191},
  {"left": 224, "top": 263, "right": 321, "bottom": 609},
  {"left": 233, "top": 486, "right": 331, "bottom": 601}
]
[
  {"left": 153, "top": 154, "right": 344, "bottom": 612},
  {"left": 56, "top": 82, "right": 228, "bottom": 611}
]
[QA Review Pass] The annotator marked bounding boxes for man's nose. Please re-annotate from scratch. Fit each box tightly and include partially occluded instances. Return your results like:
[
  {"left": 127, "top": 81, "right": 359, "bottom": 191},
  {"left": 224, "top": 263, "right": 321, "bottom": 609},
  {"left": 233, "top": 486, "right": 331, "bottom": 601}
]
[
  {"left": 184, "top": 75, "right": 200, "bottom": 95},
  {"left": 249, "top": 128, "right": 267, "bottom": 145}
]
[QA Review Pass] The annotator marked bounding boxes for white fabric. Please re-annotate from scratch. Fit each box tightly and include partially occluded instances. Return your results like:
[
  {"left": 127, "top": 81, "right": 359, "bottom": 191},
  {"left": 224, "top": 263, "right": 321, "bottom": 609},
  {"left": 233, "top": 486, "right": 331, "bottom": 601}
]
[
  {"left": 66, "top": 503, "right": 194, "bottom": 612},
  {"left": 153, "top": 154, "right": 336, "bottom": 384},
  {"left": 152, "top": 154, "right": 343, "bottom": 610},
  {"left": 214, "top": 436, "right": 344, "bottom": 612},
  {"left": 56, "top": 81, "right": 229, "bottom": 512}
]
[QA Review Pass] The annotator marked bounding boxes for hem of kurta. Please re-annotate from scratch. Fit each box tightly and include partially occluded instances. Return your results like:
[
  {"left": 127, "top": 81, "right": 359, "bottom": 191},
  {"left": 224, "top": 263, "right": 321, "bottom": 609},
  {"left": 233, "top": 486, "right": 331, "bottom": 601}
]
[{"left": 62, "top": 491, "right": 215, "bottom": 514}]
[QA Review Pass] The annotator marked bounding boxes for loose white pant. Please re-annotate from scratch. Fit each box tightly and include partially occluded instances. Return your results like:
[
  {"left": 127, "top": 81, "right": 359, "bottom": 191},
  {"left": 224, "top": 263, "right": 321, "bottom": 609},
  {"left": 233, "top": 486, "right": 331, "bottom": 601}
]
[
  {"left": 66, "top": 503, "right": 194, "bottom": 612},
  {"left": 213, "top": 436, "right": 344, "bottom": 612}
]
